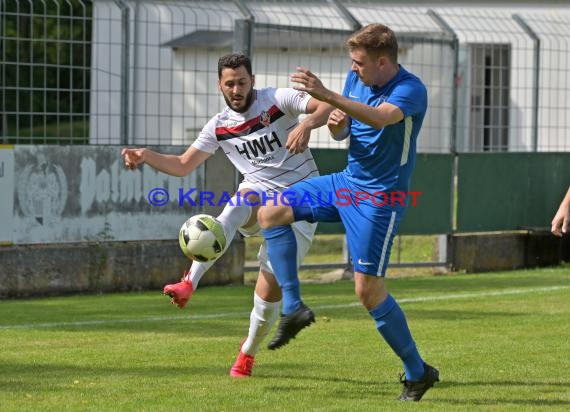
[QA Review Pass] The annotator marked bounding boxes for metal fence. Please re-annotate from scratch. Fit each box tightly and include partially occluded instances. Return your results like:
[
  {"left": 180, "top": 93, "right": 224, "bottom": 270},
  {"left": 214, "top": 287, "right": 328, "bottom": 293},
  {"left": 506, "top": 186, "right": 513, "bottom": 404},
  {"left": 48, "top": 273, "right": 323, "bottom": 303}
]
[
  {"left": 3, "top": 0, "right": 569, "bottom": 152},
  {"left": 1, "top": 0, "right": 92, "bottom": 144},
  {"left": 2, "top": 1, "right": 569, "bottom": 272}
]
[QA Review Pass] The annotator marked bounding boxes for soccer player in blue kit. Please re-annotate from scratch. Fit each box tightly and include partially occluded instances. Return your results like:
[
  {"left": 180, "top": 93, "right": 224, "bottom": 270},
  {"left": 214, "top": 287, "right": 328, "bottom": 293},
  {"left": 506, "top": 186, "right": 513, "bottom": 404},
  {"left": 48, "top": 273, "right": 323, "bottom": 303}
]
[{"left": 257, "top": 24, "right": 439, "bottom": 401}]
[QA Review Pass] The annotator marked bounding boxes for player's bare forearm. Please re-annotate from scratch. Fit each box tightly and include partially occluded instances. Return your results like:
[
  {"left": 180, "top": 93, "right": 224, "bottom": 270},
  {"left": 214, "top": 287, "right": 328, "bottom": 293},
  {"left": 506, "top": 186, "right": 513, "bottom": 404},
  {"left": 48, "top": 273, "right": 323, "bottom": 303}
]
[
  {"left": 320, "top": 90, "right": 402, "bottom": 130},
  {"left": 140, "top": 149, "right": 190, "bottom": 177},
  {"left": 561, "top": 187, "right": 570, "bottom": 208},
  {"left": 551, "top": 186, "right": 570, "bottom": 236},
  {"left": 291, "top": 67, "right": 402, "bottom": 129},
  {"left": 122, "top": 146, "right": 210, "bottom": 177},
  {"left": 303, "top": 100, "right": 334, "bottom": 130}
]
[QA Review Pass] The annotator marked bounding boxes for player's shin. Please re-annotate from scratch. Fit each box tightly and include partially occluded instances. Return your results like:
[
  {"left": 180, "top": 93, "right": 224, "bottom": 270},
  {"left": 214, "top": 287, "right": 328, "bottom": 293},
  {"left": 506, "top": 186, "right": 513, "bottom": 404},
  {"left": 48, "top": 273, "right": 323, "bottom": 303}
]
[
  {"left": 369, "top": 294, "right": 425, "bottom": 381},
  {"left": 241, "top": 293, "right": 281, "bottom": 356},
  {"left": 261, "top": 225, "right": 301, "bottom": 315}
]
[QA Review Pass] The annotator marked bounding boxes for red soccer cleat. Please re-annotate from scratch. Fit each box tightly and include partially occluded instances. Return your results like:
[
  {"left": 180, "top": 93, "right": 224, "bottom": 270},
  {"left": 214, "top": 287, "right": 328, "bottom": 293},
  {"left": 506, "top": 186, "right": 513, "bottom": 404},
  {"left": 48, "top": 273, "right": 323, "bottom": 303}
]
[
  {"left": 230, "top": 339, "right": 255, "bottom": 378},
  {"left": 163, "top": 278, "right": 194, "bottom": 309}
]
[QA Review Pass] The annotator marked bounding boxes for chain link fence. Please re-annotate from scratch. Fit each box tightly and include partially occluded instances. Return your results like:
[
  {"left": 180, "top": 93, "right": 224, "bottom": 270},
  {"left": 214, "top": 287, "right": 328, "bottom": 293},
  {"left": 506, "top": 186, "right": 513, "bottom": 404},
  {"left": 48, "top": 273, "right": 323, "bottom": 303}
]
[
  {"left": 2, "top": 1, "right": 568, "bottom": 273},
  {"left": 1, "top": 0, "right": 92, "bottom": 144},
  {"left": 3, "top": 1, "right": 568, "bottom": 152}
]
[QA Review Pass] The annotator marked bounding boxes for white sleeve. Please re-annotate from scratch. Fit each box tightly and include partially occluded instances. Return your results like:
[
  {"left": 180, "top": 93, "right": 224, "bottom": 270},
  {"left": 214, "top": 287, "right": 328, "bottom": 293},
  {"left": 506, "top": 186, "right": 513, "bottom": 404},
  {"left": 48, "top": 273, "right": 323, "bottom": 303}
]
[
  {"left": 273, "top": 87, "right": 312, "bottom": 118},
  {"left": 191, "top": 117, "right": 219, "bottom": 154}
]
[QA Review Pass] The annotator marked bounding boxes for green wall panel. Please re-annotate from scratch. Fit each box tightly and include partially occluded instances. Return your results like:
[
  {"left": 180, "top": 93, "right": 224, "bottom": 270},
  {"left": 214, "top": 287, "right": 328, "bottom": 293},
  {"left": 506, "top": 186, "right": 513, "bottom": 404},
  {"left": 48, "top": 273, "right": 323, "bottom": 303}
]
[
  {"left": 311, "top": 148, "right": 348, "bottom": 175},
  {"left": 311, "top": 148, "right": 347, "bottom": 234},
  {"left": 457, "top": 153, "right": 570, "bottom": 232},
  {"left": 399, "top": 154, "right": 454, "bottom": 234},
  {"left": 311, "top": 150, "right": 453, "bottom": 235}
]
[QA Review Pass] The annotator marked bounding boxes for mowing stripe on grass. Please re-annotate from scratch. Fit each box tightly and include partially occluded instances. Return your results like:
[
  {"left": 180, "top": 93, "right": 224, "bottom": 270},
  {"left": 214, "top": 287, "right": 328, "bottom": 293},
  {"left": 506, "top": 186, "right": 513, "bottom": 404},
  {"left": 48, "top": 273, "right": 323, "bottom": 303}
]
[
  {"left": 317, "top": 285, "right": 570, "bottom": 309},
  {"left": 1, "top": 285, "right": 568, "bottom": 330}
]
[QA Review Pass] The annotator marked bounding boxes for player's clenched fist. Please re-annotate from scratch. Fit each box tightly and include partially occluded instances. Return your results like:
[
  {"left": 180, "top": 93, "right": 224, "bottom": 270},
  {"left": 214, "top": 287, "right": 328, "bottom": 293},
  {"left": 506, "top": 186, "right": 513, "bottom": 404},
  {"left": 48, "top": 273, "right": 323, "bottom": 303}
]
[
  {"left": 121, "top": 148, "right": 145, "bottom": 170},
  {"left": 328, "top": 109, "right": 350, "bottom": 141}
]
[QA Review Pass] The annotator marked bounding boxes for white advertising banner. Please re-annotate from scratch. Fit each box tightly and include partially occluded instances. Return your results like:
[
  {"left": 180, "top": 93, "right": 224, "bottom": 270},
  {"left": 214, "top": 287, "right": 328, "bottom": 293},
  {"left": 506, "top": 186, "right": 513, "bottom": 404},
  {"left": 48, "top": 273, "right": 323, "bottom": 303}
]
[
  {"left": 0, "top": 145, "right": 15, "bottom": 244},
  {"left": 10, "top": 145, "right": 205, "bottom": 244}
]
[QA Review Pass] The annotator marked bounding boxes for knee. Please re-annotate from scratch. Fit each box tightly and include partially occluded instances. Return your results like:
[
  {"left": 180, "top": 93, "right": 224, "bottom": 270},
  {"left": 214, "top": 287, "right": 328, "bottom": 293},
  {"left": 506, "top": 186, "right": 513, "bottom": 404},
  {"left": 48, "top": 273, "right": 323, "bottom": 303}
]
[
  {"left": 354, "top": 275, "right": 388, "bottom": 310},
  {"left": 257, "top": 206, "right": 272, "bottom": 229},
  {"left": 354, "top": 282, "right": 371, "bottom": 307},
  {"left": 257, "top": 205, "right": 292, "bottom": 229}
]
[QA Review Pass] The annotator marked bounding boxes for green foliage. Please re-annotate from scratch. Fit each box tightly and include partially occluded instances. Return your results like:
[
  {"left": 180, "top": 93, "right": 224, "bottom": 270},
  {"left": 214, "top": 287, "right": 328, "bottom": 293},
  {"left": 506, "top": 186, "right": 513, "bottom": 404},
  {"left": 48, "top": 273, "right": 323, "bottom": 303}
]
[
  {"left": 1, "top": 0, "right": 92, "bottom": 143},
  {"left": 4, "top": 119, "right": 89, "bottom": 144},
  {"left": 1, "top": 266, "right": 569, "bottom": 411}
]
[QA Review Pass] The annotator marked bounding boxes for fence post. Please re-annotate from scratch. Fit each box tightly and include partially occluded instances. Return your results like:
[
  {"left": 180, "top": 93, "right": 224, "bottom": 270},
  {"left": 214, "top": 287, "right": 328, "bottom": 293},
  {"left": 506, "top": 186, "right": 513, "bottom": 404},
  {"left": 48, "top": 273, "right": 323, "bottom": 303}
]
[
  {"left": 233, "top": 19, "right": 253, "bottom": 59},
  {"left": 232, "top": 1, "right": 254, "bottom": 195},
  {"left": 427, "top": 10, "right": 459, "bottom": 236},
  {"left": 232, "top": 0, "right": 254, "bottom": 58},
  {"left": 114, "top": 0, "right": 130, "bottom": 145},
  {"left": 0, "top": 0, "right": 5, "bottom": 142},
  {"left": 327, "top": 0, "right": 362, "bottom": 31},
  {"left": 513, "top": 14, "right": 540, "bottom": 152}
]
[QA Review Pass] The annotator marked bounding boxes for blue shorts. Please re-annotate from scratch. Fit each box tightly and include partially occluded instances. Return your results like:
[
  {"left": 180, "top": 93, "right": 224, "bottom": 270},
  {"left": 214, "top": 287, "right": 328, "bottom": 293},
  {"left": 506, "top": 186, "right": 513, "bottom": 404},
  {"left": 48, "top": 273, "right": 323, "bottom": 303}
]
[{"left": 288, "top": 172, "right": 404, "bottom": 276}]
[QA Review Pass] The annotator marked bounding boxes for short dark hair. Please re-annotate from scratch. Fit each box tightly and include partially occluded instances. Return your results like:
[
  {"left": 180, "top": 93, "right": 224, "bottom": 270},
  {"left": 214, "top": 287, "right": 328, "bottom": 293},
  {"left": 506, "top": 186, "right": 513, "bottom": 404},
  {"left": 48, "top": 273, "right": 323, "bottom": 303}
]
[
  {"left": 217, "top": 53, "right": 253, "bottom": 78},
  {"left": 346, "top": 24, "right": 398, "bottom": 63}
]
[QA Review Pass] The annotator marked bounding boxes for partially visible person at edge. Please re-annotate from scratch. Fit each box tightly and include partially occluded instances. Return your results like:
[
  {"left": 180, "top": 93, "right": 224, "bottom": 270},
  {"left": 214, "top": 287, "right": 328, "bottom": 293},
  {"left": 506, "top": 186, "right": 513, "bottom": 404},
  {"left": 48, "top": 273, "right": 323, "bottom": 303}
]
[
  {"left": 121, "top": 53, "right": 332, "bottom": 378},
  {"left": 552, "top": 186, "right": 570, "bottom": 237},
  {"left": 256, "top": 24, "right": 439, "bottom": 401}
]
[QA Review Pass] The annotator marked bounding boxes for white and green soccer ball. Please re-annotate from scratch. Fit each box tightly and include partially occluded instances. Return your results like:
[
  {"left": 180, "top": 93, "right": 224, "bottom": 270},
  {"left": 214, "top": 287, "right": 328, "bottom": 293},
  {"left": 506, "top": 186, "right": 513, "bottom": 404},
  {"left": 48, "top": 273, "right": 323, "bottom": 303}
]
[{"left": 178, "top": 214, "right": 226, "bottom": 262}]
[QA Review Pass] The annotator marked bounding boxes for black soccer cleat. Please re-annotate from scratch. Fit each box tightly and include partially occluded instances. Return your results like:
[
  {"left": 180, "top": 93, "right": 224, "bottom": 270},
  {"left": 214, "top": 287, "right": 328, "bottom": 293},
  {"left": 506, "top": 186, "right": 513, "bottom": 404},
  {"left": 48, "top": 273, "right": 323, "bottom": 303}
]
[
  {"left": 397, "top": 362, "right": 440, "bottom": 401},
  {"left": 267, "top": 303, "right": 315, "bottom": 350}
]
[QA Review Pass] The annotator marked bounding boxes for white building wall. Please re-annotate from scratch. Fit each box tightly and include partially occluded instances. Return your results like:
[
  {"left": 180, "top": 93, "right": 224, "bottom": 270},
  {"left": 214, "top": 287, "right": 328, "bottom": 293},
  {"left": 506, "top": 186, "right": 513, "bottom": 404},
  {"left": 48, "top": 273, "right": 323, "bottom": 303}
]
[
  {"left": 521, "top": 12, "right": 570, "bottom": 151},
  {"left": 90, "top": 1, "right": 123, "bottom": 144},
  {"left": 346, "top": 5, "right": 454, "bottom": 153},
  {"left": 131, "top": 1, "right": 239, "bottom": 146},
  {"left": 90, "top": 1, "right": 240, "bottom": 145},
  {"left": 437, "top": 8, "right": 535, "bottom": 152},
  {"left": 89, "top": 1, "right": 570, "bottom": 153}
]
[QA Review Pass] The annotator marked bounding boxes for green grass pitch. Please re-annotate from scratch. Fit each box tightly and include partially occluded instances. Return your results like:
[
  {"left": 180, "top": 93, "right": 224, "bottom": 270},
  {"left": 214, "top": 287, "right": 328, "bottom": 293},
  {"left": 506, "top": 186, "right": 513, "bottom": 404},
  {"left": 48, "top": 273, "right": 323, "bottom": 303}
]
[{"left": 1, "top": 265, "right": 569, "bottom": 411}]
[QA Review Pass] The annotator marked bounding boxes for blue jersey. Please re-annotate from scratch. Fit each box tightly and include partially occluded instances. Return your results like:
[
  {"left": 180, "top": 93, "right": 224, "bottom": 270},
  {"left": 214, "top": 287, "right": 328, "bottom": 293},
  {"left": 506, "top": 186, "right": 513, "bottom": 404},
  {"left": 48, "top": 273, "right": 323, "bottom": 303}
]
[{"left": 342, "top": 67, "right": 427, "bottom": 196}]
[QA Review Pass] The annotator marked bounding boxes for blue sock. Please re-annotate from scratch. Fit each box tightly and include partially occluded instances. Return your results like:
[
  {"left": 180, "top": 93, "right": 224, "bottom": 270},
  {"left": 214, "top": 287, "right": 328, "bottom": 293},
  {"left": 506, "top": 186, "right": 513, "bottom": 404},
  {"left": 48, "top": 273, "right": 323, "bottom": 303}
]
[
  {"left": 261, "top": 225, "right": 300, "bottom": 315},
  {"left": 369, "top": 294, "right": 425, "bottom": 381}
]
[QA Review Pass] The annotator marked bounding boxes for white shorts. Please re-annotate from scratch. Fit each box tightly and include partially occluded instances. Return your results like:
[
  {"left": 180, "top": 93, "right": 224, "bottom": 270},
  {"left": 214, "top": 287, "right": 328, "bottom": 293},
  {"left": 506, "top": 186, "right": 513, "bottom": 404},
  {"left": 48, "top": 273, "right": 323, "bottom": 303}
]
[{"left": 235, "top": 181, "right": 317, "bottom": 274}]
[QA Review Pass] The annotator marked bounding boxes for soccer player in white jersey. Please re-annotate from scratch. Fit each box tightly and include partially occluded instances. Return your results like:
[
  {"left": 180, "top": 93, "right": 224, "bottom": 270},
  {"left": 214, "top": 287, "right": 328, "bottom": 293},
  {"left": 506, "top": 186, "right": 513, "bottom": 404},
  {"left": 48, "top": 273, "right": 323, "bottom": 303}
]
[
  {"left": 121, "top": 53, "right": 332, "bottom": 377},
  {"left": 257, "top": 24, "right": 439, "bottom": 401}
]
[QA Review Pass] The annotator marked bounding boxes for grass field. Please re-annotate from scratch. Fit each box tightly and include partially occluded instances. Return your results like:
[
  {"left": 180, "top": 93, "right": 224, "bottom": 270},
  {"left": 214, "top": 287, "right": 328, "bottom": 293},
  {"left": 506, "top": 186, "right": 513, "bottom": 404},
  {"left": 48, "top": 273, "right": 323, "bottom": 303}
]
[{"left": 1, "top": 265, "right": 569, "bottom": 411}]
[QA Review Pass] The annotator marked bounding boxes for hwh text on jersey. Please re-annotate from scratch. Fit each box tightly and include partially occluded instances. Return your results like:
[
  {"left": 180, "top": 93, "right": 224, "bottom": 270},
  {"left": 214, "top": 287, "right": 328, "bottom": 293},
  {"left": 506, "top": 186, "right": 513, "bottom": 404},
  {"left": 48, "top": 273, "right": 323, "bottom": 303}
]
[{"left": 235, "top": 132, "right": 282, "bottom": 160}]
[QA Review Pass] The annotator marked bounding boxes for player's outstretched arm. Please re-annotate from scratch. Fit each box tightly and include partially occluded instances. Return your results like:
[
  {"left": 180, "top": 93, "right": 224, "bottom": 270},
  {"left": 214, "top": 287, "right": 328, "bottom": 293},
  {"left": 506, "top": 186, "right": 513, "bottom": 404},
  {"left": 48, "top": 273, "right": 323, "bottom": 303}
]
[
  {"left": 121, "top": 146, "right": 211, "bottom": 177},
  {"left": 291, "top": 67, "right": 403, "bottom": 130},
  {"left": 551, "top": 186, "right": 570, "bottom": 237}
]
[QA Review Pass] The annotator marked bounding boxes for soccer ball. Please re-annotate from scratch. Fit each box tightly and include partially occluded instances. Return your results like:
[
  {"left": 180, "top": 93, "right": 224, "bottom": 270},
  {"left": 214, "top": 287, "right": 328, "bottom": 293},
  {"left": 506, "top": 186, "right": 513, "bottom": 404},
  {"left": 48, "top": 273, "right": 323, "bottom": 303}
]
[{"left": 178, "top": 214, "right": 227, "bottom": 262}]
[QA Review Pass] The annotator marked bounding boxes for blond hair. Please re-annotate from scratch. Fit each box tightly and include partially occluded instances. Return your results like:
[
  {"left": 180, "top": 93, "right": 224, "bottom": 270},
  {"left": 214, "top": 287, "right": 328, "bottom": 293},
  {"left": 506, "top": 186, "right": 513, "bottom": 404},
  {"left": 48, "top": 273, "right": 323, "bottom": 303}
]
[{"left": 346, "top": 24, "right": 398, "bottom": 63}]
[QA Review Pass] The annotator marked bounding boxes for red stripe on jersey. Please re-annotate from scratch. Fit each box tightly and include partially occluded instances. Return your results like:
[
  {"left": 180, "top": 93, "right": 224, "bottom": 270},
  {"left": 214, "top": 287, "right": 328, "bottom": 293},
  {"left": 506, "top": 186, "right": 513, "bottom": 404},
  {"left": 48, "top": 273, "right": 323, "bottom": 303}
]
[{"left": 215, "top": 105, "right": 283, "bottom": 140}]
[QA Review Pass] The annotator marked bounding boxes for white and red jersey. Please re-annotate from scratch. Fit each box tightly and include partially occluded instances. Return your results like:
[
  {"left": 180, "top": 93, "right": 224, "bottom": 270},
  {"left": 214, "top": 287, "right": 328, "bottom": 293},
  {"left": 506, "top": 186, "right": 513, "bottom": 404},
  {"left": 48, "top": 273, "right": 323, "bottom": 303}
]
[{"left": 192, "top": 87, "right": 319, "bottom": 192}]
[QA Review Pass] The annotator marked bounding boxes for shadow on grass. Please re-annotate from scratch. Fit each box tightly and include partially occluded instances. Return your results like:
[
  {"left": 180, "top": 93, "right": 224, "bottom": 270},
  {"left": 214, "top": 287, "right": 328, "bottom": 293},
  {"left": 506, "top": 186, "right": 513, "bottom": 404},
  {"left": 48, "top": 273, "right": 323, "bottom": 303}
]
[
  {"left": 432, "top": 380, "right": 570, "bottom": 407},
  {"left": 433, "top": 397, "right": 570, "bottom": 407},
  {"left": 402, "top": 308, "right": 526, "bottom": 321},
  {"left": 0, "top": 363, "right": 226, "bottom": 392}
]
